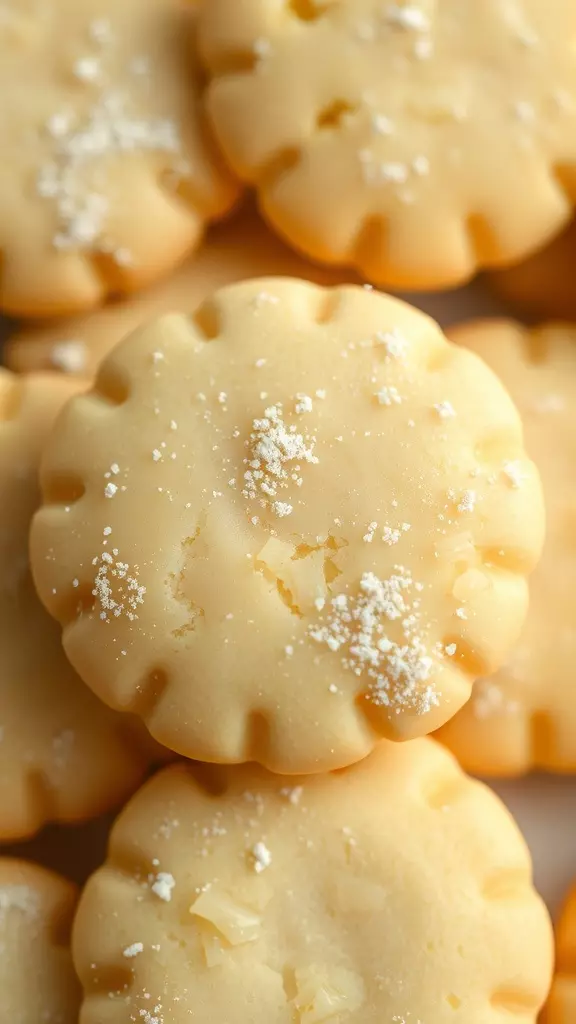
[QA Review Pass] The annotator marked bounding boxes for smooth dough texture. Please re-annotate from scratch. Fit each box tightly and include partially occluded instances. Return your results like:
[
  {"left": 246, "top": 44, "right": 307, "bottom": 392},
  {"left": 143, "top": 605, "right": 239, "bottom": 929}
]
[
  {"left": 546, "top": 884, "right": 576, "bottom": 1023},
  {"left": 30, "top": 280, "right": 544, "bottom": 772},
  {"left": 488, "top": 219, "right": 576, "bottom": 320},
  {"left": 0, "top": 858, "right": 80, "bottom": 1024},
  {"left": 5, "top": 206, "right": 355, "bottom": 378},
  {"left": 72, "top": 739, "right": 553, "bottom": 1024},
  {"left": 0, "top": 0, "right": 238, "bottom": 317},
  {"left": 438, "top": 321, "right": 576, "bottom": 776},
  {"left": 0, "top": 370, "right": 162, "bottom": 841},
  {"left": 199, "top": 0, "right": 576, "bottom": 290}
]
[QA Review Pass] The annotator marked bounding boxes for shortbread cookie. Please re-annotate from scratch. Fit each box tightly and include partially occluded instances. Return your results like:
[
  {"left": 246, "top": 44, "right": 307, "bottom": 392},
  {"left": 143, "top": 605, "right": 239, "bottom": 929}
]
[
  {"left": 199, "top": 1, "right": 576, "bottom": 290},
  {"left": 438, "top": 321, "right": 576, "bottom": 776},
  {"left": 72, "top": 739, "right": 553, "bottom": 1024},
  {"left": 0, "top": 859, "right": 80, "bottom": 1024},
  {"left": 30, "top": 280, "right": 544, "bottom": 772},
  {"left": 0, "top": 369, "right": 161, "bottom": 841},
  {"left": 0, "top": 0, "right": 238, "bottom": 317},
  {"left": 489, "top": 220, "right": 576, "bottom": 320},
  {"left": 547, "top": 884, "right": 576, "bottom": 1023},
  {"left": 5, "top": 207, "right": 353, "bottom": 378}
]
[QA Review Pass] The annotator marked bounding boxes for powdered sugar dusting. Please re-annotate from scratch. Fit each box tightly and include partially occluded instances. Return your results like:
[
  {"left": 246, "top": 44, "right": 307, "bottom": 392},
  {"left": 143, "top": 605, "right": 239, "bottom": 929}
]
[
  {"left": 92, "top": 544, "right": 146, "bottom": 622},
  {"left": 242, "top": 402, "right": 318, "bottom": 519},
  {"left": 309, "top": 569, "right": 439, "bottom": 714}
]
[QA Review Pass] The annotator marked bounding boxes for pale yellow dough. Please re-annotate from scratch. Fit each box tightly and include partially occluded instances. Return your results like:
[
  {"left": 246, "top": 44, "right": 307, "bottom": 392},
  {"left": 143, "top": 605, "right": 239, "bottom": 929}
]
[
  {"left": 200, "top": 0, "right": 576, "bottom": 289},
  {"left": 0, "top": 0, "right": 238, "bottom": 317},
  {"left": 0, "top": 369, "right": 164, "bottom": 841},
  {"left": 72, "top": 739, "right": 553, "bottom": 1024},
  {"left": 6, "top": 207, "right": 355, "bottom": 377},
  {"left": 438, "top": 321, "right": 576, "bottom": 776},
  {"left": 30, "top": 280, "right": 544, "bottom": 772},
  {"left": 0, "top": 858, "right": 80, "bottom": 1024},
  {"left": 546, "top": 883, "right": 576, "bottom": 1023},
  {"left": 488, "top": 219, "right": 576, "bottom": 320}
]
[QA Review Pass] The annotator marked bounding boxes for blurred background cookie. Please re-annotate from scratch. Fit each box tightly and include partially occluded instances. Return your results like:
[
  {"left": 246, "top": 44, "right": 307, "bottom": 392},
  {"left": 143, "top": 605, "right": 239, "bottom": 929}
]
[
  {"left": 0, "top": 369, "right": 165, "bottom": 841},
  {"left": 0, "top": 858, "right": 80, "bottom": 1023},
  {"left": 546, "top": 882, "right": 576, "bottom": 1022},
  {"left": 200, "top": 0, "right": 576, "bottom": 289},
  {"left": 488, "top": 219, "right": 576, "bottom": 321},
  {"left": 5, "top": 205, "right": 355, "bottom": 378},
  {"left": 438, "top": 321, "right": 576, "bottom": 776},
  {"left": 0, "top": 0, "right": 238, "bottom": 318}
]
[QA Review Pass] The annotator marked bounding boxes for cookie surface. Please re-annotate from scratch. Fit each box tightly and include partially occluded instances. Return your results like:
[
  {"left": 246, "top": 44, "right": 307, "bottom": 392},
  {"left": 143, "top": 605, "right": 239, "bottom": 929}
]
[
  {"left": 0, "top": 370, "right": 160, "bottom": 841},
  {"left": 72, "top": 739, "right": 553, "bottom": 1024},
  {"left": 488, "top": 220, "right": 576, "bottom": 320},
  {"left": 438, "top": 321, "right": 576, "bottom": 776},
  {"left": 199, "top": 0, "right": 576, "bottom": 289},
  {"left": 0, "top": 858, "right": 80, "bottom": 1024},
  {"left": 546, "top": 884, "right": 576, "bottom": 1023},
  {"left": 0, "top": 0, "right": 237, "bottom": 317},
  {"left": 30, "top": 280, "right": 544, "bottom": 772},
  {"left": 6, "top": 206, "right": 355, "bottom": 378}
]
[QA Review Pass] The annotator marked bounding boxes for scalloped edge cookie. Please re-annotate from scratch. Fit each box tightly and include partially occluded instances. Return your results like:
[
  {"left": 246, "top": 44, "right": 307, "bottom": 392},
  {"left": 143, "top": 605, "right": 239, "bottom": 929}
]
[
  {"left": 30, "top": 281, "right": 544, "bottom": 772},
  {"left": 72, "top": 738, "right": 553, "bottom": 1024},
  {"left": 0, "top": 858, "right": 80, "bottom": 1023}
]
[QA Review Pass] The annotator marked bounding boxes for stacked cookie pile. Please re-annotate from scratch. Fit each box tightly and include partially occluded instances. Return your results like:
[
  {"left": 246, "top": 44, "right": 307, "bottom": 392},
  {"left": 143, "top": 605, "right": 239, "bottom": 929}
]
[{"left": 1, "top": 2, "right": 575, "bottom": 1021}]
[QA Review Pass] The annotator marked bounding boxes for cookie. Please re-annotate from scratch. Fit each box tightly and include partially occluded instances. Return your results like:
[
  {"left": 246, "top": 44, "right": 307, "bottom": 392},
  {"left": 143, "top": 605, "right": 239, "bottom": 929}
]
[
  {"left": 72, "top": 739, "right": 553, "bottom": 1024},
  {"left": 0, "top": 0, "right": 238, "bottom": 318},
  {"left": 0, "top": 369, "right": 162, "bottom": 841},
  {"left": 5, "top": 206, "right": 354, "bottom": 378},
  {"left": 0, "top": 858, "right": 80, "bottom": 1024},
  {"left": 199, "top": 1, "right": 576, "bottom": 290},
  {"left": 438, "top": 321, "right": 576, "bottom": 776},
  {"left": 30, "top": 280, "right": 544, "bottom": 772},
  {"left": 547, "top": 884, "right": 576, "bottom": 1023},
  {"left": 488, "top": 220, "right": 576, "bottom": 320}
]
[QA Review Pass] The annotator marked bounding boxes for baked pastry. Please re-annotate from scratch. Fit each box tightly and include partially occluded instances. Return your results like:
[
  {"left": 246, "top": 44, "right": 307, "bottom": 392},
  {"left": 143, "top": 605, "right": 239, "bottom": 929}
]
[
  {"left": 0, "top": 369, "right": 161, "bottom": 840},
  {"left": 30, "top": 280, "right": 544, "bottom": 772},
  {"left": 5, "top": 206, "right": 353, "bottom": 378},
  {"left": 72, "top": 739, "right": 553, "bottom": 1024},
  {"left": 199, "top": 0, "right": 576, "bottom": 289},
  {"left": 438, "top": 321, "right": 576, "bottom": 775},
  {"left": 0, "top": 0, "right": 237, "bottom": 316},
  {"left": 0, "top": 858, "right": 80, "bottom": 1024}
]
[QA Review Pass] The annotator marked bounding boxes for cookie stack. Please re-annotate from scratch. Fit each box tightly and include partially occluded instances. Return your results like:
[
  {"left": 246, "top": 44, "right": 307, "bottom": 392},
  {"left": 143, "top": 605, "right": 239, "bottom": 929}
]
[{"left": 1, "top": 2, "right": 575, "bottom": 1022}]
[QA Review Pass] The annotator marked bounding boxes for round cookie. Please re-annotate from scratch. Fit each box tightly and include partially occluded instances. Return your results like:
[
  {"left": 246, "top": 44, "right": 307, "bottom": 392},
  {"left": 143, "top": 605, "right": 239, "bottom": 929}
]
[
  {"left": 199, "top": 1, "right": 576, "bottom": 290},
  {"left": 0, "top": 369, "right": 162, "bottom": 841},
  {"left": 30, "top": 280, "right": 544, "bottom": 772},
  {"left": 438, "top": 321, "right": 576, "bottom": 776},
  {"left": 0, "top": 858, "right": 80, "bottom": 1024},
  {"left": 547, "top": 884, "right": 576, "bottom": 1024},
  {"left": 488, "top": 220, "right": 576, "bottom": 320},
  {"left": 72, "top": 740, "right": 553, "bottom": 1024},
  {"left": 0, "top": 0, "right": 238, "bottom": 318},
  {"left": 5, "top": 207, "right": 355, "bottom": 378}
]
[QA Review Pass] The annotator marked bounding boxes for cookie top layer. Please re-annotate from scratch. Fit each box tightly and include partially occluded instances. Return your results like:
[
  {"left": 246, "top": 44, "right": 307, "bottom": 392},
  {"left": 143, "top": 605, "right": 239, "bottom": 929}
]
[
  {"left": 438, "top": 321, "right": 576, "bottom": 776},
  {"left": 489, "top": 220, "right": 576, "bottom": 320},
  {"left": 0, "top": 0, "right": 237, "bottom": 317},
  {"left": 30, "top": 280, "right": 544, "bottom": 771},
  {"left": 72, "top": 739, "right": 553, "bottom": 1024},
  {"left": 199, "top": 0, "right": 576, "bottom": 289},
  {"left": 0, "top": 858, "right": 80, "bottom": 1024},
  {"left": 547, "top": 884, "right": 576, "bottom": 1023},
  {"left": 0, "top": 370, "right": 159, "bottom": 841},
  {"left": 5, "top": 206, "right": 355, "bottom": 378}
]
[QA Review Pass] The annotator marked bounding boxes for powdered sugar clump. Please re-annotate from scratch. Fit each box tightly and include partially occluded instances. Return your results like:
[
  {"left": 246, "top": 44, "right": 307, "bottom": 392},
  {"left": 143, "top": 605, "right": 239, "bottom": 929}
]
[{"left": 309, "top": 568, "right": 439, "bottom": 714}]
